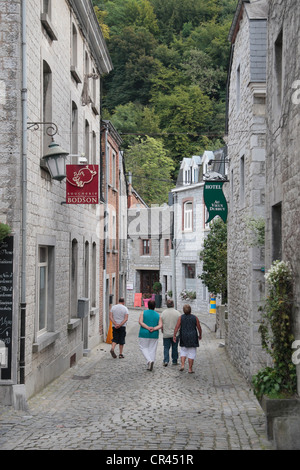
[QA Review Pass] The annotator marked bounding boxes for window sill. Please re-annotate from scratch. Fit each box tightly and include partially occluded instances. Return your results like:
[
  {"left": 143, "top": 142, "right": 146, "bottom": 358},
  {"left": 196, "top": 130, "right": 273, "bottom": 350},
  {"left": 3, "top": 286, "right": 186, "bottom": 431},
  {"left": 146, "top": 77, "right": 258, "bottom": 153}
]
[
  {"left": 40, "top": 13, "right": 58, "bottom": 41},
  {"left": 70, "top": 66, "right": 82, "bottom": 84},
  {"left": 32, "top": 331, "right": 59, "bottom": 353},
  {"left": 67, "top": 318, "right": 81, "bottom": 331}
]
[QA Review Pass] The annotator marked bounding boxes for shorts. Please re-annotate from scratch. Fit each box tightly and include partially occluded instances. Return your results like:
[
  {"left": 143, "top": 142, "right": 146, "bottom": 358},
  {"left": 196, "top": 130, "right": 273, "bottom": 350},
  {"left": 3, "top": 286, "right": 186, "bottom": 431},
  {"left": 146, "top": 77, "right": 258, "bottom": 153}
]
[
  {"left": 112, "top": 326, "right": 126, "bottom": 345},
  {"left": 180, "top": 346, "right": 196, "bottom": 360}
]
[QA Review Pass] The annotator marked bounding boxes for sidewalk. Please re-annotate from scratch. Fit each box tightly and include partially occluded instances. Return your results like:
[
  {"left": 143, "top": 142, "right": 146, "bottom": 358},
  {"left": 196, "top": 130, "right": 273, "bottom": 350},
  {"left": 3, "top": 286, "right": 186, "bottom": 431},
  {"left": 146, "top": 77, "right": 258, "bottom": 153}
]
[{"left": 0, "top": 309, "right": 274, "bottom": 450}]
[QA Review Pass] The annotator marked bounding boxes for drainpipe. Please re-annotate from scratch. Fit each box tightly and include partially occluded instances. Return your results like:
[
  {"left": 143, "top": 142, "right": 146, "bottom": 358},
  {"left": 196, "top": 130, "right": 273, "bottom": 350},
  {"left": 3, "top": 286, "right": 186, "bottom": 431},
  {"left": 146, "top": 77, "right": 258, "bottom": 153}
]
[
  {"left": 20, "top": 0, "right": 27, "bottom": 385},
  {"left": 103, "top": 124, "right": 108, "bottom": 335}
]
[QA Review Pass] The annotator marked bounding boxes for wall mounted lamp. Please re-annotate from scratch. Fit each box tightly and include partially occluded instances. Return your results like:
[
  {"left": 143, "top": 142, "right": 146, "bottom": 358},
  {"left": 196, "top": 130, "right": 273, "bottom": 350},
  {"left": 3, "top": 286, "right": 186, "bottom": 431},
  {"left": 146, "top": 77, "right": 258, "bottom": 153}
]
[{"left": 27, "top": 122, "right": 69, "bottom": 181}]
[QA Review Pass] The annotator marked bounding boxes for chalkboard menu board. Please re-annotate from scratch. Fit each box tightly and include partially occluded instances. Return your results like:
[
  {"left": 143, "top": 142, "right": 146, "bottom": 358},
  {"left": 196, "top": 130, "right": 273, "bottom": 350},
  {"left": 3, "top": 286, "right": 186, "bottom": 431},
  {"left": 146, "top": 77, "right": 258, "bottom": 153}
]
[{"left": 0, "top": 236, "right": 13, "bottom": 380}]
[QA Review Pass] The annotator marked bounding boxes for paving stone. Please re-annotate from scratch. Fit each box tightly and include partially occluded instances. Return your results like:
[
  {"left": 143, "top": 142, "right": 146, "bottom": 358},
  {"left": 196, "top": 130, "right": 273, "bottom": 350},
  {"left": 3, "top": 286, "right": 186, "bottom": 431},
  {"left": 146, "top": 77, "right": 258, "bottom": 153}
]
[{"left": 0, "top": 310, "right": 274, "bottom": 451}]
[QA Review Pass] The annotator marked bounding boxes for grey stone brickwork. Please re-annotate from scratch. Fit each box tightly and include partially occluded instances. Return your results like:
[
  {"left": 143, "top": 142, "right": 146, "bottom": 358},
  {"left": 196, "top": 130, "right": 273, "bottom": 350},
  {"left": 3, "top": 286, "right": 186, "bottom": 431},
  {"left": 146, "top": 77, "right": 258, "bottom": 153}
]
[
  {"left": 265, "top": 0, "right": 300, "bottom": 395},
  {"left": 0, "top": 0, "right": 112, "bottom": 403},
  {"left": 226, "top": 0, "right": 269, "bottom": 382}
]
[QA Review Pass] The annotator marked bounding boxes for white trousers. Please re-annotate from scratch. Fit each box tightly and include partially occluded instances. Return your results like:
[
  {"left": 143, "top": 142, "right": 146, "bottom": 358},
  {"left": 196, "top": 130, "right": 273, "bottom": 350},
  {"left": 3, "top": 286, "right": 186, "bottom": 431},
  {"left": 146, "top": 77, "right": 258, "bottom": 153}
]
[
  {"left": 180, "top": 346, "right": 197, "bottom": 360},
  {"left": 139, "top": 338, "right": 159, "bottom": 364}
]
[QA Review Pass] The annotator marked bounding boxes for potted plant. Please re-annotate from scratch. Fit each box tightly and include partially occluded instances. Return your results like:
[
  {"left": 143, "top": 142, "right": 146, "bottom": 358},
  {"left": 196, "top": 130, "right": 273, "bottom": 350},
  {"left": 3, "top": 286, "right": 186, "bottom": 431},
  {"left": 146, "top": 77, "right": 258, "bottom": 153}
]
[{"left": 152, "top": 281, "right": 162, "bottom": 308}]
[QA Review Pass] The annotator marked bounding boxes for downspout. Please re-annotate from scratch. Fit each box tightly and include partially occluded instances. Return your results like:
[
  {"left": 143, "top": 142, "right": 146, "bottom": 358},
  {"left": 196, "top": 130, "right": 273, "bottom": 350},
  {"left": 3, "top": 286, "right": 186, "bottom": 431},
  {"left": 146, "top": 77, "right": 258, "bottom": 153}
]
[
  {"left": 20, "top": 0, "right": 27, "bottom": 385},
  {"left": 103, "top": 124, "right": 108, "bottom": 335}
]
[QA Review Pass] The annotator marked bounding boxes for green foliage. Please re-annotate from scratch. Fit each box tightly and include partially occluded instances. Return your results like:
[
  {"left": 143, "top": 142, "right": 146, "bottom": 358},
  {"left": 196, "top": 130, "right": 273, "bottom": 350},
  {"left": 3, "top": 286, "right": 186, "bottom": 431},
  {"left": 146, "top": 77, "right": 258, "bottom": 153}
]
[
  {"left": 245, "top": 216, "right": 265, "bottom": 247},
  {"left": 199, "top": 218, "right": 227, "bottom": 303},
  {"left": 252, "top": 261, "right": 297, "bottom": 400},
  {"left": 93, "top": 0, "right": 237, "bottom": 203},
  {"left": 152, "top": 281, "right": 162, "bottom": 293},
  {"left": 125, "top": 136, "right": 175, "bottom": 205},
  {"left": 0, "top": 223, "right": 11, "bottom": 243}
]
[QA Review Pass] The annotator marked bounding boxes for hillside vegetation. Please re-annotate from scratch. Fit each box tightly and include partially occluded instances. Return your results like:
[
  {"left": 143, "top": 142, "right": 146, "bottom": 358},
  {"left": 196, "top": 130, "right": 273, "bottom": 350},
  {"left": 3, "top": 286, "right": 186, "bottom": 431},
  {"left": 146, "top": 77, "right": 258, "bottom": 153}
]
[{"left": 93, "top": 0, "right": 236, "bottom": 204}]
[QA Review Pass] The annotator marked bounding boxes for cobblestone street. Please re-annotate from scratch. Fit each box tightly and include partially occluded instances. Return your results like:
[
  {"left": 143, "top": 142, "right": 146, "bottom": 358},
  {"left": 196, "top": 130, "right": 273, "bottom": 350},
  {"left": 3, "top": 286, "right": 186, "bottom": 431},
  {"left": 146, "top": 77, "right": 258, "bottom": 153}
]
[{"left": 0, "top": 310, "right": 274, "bottom": 451}]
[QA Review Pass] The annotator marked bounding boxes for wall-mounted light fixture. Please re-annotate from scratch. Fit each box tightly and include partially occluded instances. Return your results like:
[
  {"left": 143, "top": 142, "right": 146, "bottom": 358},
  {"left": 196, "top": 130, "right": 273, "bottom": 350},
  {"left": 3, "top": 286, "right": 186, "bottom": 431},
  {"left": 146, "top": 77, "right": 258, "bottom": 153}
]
[{"left": 27, "top": 122, "right": 69, "bottom": 181}]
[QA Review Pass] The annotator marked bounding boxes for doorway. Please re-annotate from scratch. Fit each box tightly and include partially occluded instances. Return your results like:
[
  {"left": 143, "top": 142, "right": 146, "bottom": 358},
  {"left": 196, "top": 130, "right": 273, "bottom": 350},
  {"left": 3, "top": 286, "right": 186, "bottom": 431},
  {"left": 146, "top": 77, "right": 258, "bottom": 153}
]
[{"left": 140, "top": 270, "right": 159, "bottom": 295}]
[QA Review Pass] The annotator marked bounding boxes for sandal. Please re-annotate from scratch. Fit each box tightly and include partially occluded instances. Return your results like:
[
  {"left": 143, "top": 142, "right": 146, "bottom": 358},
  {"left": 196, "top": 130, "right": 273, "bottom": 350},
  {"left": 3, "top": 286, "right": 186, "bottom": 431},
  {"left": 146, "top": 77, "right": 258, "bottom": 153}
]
[
  {"left": 119, "top": 354, "right": 124, "bottom": 358},
  {"left": 110, "top": 349, "right": 117, "bottom": 358}
]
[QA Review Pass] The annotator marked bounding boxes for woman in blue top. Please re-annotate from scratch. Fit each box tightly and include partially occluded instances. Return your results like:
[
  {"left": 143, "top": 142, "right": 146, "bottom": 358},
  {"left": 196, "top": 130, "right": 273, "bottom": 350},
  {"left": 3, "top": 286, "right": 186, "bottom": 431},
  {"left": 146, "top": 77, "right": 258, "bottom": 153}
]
[{"left": 138, "top": 300, "right": 162, "bottom": 371}]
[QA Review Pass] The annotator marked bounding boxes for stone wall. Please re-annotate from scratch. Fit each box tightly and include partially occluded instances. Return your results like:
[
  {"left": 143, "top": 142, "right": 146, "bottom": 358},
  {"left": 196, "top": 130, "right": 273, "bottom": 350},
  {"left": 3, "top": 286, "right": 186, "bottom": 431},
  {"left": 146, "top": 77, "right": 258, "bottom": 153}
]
[
  {"left": 0, "top": 0, "right": 22, "bottom": 230},
  {"left": 227, "top": 1, "right": 268, "bottom": 382},
  {"left": 265, "top": 0, "right": 300, "bottom": 394},
  {"left": 0, "top": 0, "right": 111, "bottom": 400}
]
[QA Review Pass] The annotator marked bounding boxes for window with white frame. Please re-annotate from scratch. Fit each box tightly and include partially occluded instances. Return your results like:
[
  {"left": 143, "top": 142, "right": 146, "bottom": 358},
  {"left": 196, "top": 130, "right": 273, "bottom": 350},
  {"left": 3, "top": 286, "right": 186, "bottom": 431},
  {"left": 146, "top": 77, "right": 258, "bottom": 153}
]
[
  {"left": 183, "top": 201, "right": 193, "bottom": 231},
  {"left": 183, "top": 263, "right": 196, "bottom": 292},
  {"left": 37, "top": 246, "right": 54, "bottom": 335},
  {"left": 38, "top": 247, "right": 48, "bottom": 334}
]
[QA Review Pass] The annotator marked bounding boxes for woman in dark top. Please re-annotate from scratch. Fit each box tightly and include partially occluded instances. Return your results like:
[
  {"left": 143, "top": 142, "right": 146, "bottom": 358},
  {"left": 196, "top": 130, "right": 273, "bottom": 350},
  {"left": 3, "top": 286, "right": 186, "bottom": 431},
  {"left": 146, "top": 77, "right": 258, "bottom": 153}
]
[{"left": 173, "top": 304, "right": 202, "bottom": 373}]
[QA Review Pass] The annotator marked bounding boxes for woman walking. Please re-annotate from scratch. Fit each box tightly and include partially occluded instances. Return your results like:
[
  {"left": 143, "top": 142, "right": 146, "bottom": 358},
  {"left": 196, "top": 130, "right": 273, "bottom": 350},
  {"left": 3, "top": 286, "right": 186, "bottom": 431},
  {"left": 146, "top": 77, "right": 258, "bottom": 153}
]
[
  {"left": 138, "top": 300, "right": 162, "bottom": 371},
  {"left": 173, "top": 304, "right": 202, "bottom": 373}
]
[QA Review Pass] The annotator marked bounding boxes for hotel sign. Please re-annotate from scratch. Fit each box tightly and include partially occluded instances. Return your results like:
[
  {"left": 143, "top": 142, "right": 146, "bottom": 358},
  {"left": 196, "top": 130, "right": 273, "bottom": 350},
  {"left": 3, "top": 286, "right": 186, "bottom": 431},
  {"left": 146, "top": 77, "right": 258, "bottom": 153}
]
[
  {"left": 66, "top": 165, "right": 99, "bottom": 204},
  {"left": 204, "top": 181, "right": 228, "bottom": 223}
]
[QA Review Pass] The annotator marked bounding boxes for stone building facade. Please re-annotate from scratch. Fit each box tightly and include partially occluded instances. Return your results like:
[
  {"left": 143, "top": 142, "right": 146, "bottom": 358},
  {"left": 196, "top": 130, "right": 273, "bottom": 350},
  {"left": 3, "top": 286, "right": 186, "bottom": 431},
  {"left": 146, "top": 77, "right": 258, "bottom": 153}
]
[
  {"left": 171, "top": 156, "right": 210, "bottom": 314},
  {"left": 226, "top": 0, "right": 268, "bottom": 381},
  {"left": 265, "top": 0, "right": 300, "bottom": 395},
  {"left": 100, "top": 120, "right": 127, "bottom": 338},
  {"left": 0, "top": 0, "right": 112, "bottom": 404}
]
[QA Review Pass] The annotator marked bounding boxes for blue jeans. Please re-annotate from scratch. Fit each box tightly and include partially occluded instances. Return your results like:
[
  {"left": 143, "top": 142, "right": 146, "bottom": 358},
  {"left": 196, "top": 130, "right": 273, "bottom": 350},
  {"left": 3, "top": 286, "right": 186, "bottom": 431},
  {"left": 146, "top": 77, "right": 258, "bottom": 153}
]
[{"left": 163, "top": 336, "right": 179, "bottom": 364}]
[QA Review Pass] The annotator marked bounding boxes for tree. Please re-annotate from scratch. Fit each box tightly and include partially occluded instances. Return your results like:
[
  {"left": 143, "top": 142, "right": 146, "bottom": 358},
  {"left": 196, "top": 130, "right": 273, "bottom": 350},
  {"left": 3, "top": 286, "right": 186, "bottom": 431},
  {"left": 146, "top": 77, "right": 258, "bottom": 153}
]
[
  {"left": 199, "top": 218, "right": 227, "bottom": 303},
  {"left": 125, "top": 136, "right": 175, "bottom": 205}
]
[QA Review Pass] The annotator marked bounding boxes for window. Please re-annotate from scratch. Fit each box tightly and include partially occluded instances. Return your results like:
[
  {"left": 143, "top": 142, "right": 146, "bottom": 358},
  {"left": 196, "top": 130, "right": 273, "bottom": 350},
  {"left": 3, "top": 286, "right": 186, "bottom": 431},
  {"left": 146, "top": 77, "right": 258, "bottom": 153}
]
[
  {"left": 71, "top": 239, "right": 78, "bottom": 317},
  {"left": 38, "top": 247, "right": 48, "bottom": 334},
  {"left": 236, "top": 64, "right": 241, "bottom": 112},
  {"left": 43, "top": 61, "right": 52, "bottom": 154},
  {"left": 112, "top": 151, "right": 116, "bottom": 188},
  {"left": 183, "top": 201, "right": 193, "bottom": 231},
  {"left": 43, "top": 0, "right": 51, "bottom": 16},
  {"left": 165, "top": 239, "right": 170, "bottom": 256},
  {"left": 142, "top": 239, "right": 151, "bottom": 255},
  {"left": 112, "top": 213, "right": 116, "bottom": 251},
  {"left": 71, "top": 101, "right": 78, "bottom": 155},
  {"left": 272, "top": 203, "right": 282, "bottom": 261},
  {"left": 183, "top": 264, "right": 196, "bottom": 292},
  {"left": 41, "top": 0, "right": 57, "bottom": 41},
  {"left": 84, "top": 241, "right": 89, "bottom": 298},
  {"left": 37, "top": 245, "right": 54, "bottom": 335},
  {"left": 92, "top": 131, "right": 96, "bottom": 165},
  {"left": 71, "top": 24, "right": 78, "bottom": 68},
  {"left": 240, "top": 155, "right": 245, "bottom": 207},
  {"left": 85, "top": 120, "right": 90, "bottom": 161},
  {"left": 275, "top": 30, "right": 283, "bottom": 114},
  {"left": 92, "top": 243, "right": 97, "bottom": 308},
  {"left": 70, "top": 24, "right": 81, "bottom": 83}
]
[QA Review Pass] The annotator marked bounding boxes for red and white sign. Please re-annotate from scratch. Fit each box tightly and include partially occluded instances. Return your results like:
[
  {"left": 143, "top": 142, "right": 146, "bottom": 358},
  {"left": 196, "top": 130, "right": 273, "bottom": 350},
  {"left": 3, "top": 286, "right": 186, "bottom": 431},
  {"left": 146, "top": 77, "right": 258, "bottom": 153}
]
[{"left": 66, "top": 165, "right": 99, "bottom": 204}]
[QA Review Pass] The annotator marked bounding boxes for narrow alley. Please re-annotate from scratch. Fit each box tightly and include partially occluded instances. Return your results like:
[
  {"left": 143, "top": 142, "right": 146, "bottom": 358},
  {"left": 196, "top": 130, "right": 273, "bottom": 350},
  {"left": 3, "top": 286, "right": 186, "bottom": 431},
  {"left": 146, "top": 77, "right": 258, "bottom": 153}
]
[{"left": 0, "top": 310, "right": 274, "bottom": 451}]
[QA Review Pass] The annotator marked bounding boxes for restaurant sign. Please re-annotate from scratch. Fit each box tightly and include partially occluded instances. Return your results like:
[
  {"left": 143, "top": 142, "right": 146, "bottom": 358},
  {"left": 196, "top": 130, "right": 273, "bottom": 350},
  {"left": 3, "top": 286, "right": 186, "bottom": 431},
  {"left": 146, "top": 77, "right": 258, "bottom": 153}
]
[
  {"left": 204, "top": 181, "right": 228, "bottom": 223},
  {"left": 66, "top": 165, "right": 99, "bottom": 204}
]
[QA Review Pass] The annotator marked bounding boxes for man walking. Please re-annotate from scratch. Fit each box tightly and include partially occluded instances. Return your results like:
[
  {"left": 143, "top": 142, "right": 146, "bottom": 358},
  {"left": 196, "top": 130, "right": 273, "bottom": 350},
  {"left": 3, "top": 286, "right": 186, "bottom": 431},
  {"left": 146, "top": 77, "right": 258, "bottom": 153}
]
[
  {"left": 161, "top": 299, "right": 180, "bottom": 366},
  {"left": 109, "top": 298, "right": 129, "bottom": 359}
]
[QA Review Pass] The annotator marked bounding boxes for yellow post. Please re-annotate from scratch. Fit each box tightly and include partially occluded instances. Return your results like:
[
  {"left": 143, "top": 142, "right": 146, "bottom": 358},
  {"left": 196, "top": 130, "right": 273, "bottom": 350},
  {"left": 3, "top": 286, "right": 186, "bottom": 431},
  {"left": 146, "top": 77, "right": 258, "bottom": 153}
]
[{"left": 209, "top": 296, "right": 216, "bottom": 314}]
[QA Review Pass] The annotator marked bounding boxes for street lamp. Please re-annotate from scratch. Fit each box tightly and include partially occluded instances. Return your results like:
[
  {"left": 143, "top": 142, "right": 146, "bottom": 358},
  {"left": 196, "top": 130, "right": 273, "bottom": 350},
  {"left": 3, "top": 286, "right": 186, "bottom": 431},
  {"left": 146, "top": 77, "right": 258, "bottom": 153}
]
[
  {"left": 27, "top": 121, "right": 69, "bottom": 181},
  {"left": 42, "top": 140, "right": 69, "bottom": 181}
]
